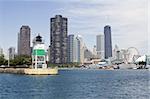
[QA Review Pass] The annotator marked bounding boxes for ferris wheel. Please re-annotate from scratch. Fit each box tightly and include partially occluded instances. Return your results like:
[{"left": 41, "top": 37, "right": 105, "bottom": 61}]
[{"left": 126, "top": 47, "right": 139, "bottom": 63}]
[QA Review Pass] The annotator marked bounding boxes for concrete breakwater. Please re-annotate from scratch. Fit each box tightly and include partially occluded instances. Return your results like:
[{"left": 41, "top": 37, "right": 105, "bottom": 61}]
[
  {"left": 0, "top": 68, "right": 58, "bottom": 75},
  {"left": 0, "top": 68, "right": 25, "bottom": 74}
]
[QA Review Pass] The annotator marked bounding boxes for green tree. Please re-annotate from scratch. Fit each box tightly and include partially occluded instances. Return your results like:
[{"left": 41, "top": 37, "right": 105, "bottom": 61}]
[
  {"left": 0, "top": 54, "right": 7, "bottom": 65},
  {"left": 10, "top": 55, "right": 32, "bottom": 66}
]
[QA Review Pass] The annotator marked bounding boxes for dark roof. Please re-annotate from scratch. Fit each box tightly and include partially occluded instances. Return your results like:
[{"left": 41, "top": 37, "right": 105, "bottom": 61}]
[{"left": 36, "top": 34, "right": 42, "bottom": 42}]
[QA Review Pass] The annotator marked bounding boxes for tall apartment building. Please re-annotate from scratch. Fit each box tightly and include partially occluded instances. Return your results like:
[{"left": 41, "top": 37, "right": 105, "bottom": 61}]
[
  {"left": 50, "top": 15, "right": 68, "bottom": 64},
  {"left": 18, "top": 25, "right": 31, "bottom": 56}
]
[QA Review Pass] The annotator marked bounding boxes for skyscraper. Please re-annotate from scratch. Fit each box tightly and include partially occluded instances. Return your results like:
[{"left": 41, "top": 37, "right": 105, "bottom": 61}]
[
  {"left": 18, "top": 25, "right": 31, "bottom": 56},
  {"left": 104, "top": 25, "right": 112, "bottom": 59},
  {"left": 50, "top": 15, "right": 68, "bottom": 64},
  {"left": 96, "top": 34, "right": 104, "bottom": 59},
  {"left": 67, "top": 34, "right": 80, "bottom": 63},
  {"left": 74, "top": 36, "right": 80, "bottom": 63},
  {"left": 76, "top": 35, "right": 85, "bottom": 64},
  {"left": 67, "top": 35, "right": 74, "bottom": 63},
  {"left": 8, "top": 47, "right": 15, "bottom": 60}
]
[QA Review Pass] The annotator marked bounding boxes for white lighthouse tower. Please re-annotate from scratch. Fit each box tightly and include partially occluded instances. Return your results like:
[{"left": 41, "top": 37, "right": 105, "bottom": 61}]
[
  {"left": 32, "top": 34, "right": 47, "bottom": 69},
  {"left": 24, "top": 34, "right": 58, "bottom": 75}
]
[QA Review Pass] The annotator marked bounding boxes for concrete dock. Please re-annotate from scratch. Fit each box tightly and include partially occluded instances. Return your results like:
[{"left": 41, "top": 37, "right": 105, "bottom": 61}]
[
  {"left": 0, "top": 68, "right": 58, "bottom": 75},
  {"left": 24, "top": 68, "right": 58, "bottom": 75}
]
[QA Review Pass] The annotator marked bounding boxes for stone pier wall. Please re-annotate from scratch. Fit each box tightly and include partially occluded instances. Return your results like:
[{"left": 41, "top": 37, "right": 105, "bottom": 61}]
[{"left": 0, "top": 68, "right": 58, "bottom": 75}]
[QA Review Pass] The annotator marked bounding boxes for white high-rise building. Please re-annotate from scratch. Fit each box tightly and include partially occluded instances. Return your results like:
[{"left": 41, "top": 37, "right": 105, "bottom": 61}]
[
  {"left": 77, "top": 35, "right": 85, "bottom": 64},
  {"left": 67, "top": 35, "right": 80, "bottom": 63},
  {"left": 74, "top": 36, "right": 80, "bottom": 62},
  {"left": 67, "top": 35, "right": 85, "bottom": 64},
  {"left": 96, "top": 34, "right": 104, "bottom": 59}
]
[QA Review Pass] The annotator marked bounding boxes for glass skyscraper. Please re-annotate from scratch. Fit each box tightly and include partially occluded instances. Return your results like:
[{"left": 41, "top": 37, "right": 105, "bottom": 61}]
[
  {"left": 67, "top": 35, "right": 74, "bottom": 63},
  {"left": 104, "top": 25, "right": 112, "bottom": 59}
]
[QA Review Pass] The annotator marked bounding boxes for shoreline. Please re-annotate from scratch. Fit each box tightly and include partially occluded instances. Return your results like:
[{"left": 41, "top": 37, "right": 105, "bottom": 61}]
[
  {"left": 0, "top": 66, "right": 149, "bottom": 75},
  {"left": 0, "top": 68, "right": 58, "bottom": 75}
]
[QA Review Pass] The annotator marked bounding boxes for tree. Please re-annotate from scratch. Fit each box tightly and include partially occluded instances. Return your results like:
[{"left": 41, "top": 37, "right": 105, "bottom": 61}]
[
  {"left": 0, "top": 54, "right": 7, "bottom": 65},
  {"left": 9, "top": 55, "right": 32, "bottom": 66}
]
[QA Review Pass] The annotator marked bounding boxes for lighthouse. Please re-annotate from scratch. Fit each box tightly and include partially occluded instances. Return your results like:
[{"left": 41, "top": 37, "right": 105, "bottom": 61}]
[
  {"left": 23, "top": 34, "right": 58, "bottom": 75},
  {"left": 32, "top": 34, "right": 47, "bottom": 69}
]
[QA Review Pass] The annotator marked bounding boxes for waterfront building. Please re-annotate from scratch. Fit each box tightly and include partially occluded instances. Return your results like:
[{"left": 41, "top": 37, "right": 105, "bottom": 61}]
[
  {"left": 8, "top": 47, "right": 15, "bottom": 60},
  {"left": 50, "top": 15, "right": 68, "bottom": 64},
  {"left": 126, "top": 47, "right": 139, "bottom": 63},
  {"left": 113, "top": 45, "right": 120, "bottom": 60},
  {"left": 120, "top": 50, "right": 127, "bottom": 63},
  {"left": 96, "top": 34, "right": 104, "bottom": 59},
  {"left": 67, "top": 34, "right": 80, "bottom": 63},
  {"left": 93, "top": 45, "right": 97, "bottom": 58},
  {"left": 67, "top": 35, "right": 74, "bottom": 63},
  {"left": 47, "top": 47, "right": 51, "bottom": 62},
  {"left": 104, "top": 25, "right": 112, "bottom": 59},
  {"left": 74, "top": 36, "right": 80, "bottom": 62},
  {"left": 76, "top": 35, "right": 85, "bottom": 64},
  {"left": 18, "top": 25, "right": 31, "bottom": 56},
  {"left": 84, "top": 48, "right": 93, "bottom": 61},
  {"left": 146, "top": 55, "right": 150, "bottom": 65}
]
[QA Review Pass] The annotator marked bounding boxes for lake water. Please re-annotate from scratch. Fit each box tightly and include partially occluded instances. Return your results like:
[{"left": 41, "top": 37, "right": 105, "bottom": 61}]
[{"left": 0, "top": 69, "right": 149, "bottom": 99}]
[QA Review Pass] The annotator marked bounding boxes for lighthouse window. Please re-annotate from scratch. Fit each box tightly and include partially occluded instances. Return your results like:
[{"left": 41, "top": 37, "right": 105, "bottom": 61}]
[{"left": 37, "top": 56, "right": 44, "bottom": 61}]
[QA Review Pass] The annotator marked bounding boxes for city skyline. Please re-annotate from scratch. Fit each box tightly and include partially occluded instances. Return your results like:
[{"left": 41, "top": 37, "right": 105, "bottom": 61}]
[{"left": 0, "top": 0, "right": 149, "bottom": 55}]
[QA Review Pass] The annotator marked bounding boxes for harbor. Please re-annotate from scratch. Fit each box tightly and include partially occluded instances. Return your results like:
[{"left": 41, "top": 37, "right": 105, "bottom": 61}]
[{"left": 0, "top": 69, "right": 149, "bottom": 99}]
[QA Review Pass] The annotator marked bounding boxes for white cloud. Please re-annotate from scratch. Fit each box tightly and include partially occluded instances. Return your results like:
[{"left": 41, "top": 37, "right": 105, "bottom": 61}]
[
  {"left": 0, "top": 0, "right": 148, "bottom": 55},
  {"left": 52, "top": 0, "right": 148, "bottom": 54}
]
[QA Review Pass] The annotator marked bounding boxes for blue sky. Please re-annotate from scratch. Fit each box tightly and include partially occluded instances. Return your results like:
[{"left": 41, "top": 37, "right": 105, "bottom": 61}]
[{"left": 0, "top": 0, "right": 149, "bottom": 55}]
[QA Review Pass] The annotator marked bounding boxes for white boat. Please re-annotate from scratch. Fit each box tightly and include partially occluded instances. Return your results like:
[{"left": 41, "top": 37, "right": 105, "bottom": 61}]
[{"left": 132, "top": 67, "right": 138, "bottom": 69}]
